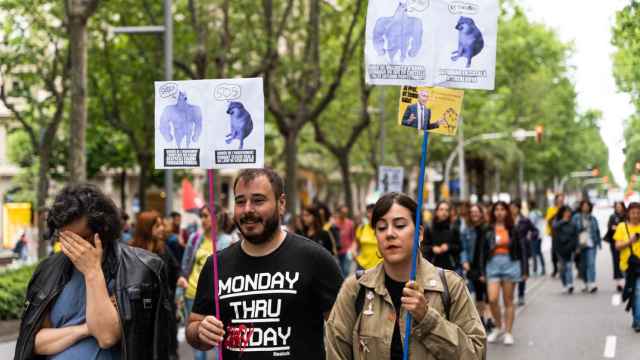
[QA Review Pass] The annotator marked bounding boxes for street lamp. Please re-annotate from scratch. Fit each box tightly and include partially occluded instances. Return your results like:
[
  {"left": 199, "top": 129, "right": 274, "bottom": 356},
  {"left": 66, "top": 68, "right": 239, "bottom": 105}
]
[{"left": 111, "top": 0, "right": 173, "bottom": 216}]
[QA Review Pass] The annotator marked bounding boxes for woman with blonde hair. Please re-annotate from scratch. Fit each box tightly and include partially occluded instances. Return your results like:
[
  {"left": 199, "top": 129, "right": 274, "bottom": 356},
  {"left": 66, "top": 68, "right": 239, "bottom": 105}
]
[{"left": 326, "top": 192, "right": 485, "bottom": 359}]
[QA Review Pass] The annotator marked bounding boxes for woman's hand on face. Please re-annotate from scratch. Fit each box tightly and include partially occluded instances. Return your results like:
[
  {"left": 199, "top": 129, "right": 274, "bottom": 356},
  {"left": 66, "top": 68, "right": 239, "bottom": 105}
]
[
  {"left": 401, "top": 281, "right": 427, "bottom": 322},
  {"left": 60, "top": 232, "right": 102, "bottom": 277},
  {"left": 432, "top": 245, "right": 441, "bottom": 255},
  {"left": 440, "top": 243, "right": 449, "bottom": 253}
]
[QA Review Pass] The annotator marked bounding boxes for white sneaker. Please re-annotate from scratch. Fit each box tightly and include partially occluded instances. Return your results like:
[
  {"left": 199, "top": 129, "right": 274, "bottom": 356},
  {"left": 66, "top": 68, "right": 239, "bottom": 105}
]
[
  {"left": 487, "top": 328, "right": 503, "bottom": 343},
  {"left": 503, "top": 333, "right": 515, "bottom": 345}
]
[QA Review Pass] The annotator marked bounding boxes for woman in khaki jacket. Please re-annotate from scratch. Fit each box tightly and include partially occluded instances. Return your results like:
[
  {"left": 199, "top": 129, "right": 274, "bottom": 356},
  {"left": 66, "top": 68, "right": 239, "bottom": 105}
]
[{"left": 326, "top": 193, "right": 486, "bottom": 359}]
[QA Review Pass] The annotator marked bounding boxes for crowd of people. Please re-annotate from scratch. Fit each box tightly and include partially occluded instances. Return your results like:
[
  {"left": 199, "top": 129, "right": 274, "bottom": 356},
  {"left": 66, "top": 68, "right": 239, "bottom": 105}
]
[{"left": 11, "top": 168, "right": 640, "bottom": 360}]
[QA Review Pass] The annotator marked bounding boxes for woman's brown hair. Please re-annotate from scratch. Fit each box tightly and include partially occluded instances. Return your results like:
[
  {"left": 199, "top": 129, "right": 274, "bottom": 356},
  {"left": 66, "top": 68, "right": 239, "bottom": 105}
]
[{"left": 130, "top": 210, "right": 165, "bottom": 254}]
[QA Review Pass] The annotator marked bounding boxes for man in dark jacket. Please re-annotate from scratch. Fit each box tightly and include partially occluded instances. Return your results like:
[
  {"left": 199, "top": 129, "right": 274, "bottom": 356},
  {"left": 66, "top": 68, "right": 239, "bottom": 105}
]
[{"left": 14, "top": 184, "right": 171, "bottom": 360}]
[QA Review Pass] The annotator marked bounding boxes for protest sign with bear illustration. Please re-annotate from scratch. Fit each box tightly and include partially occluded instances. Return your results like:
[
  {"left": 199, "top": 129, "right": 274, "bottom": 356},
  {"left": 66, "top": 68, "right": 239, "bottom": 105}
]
[
  {"left": 154, "top": 78, "right": 264, "bottom": 169},
  {"left": 365, "top": 0, "right": 499, "bottom": 89}
]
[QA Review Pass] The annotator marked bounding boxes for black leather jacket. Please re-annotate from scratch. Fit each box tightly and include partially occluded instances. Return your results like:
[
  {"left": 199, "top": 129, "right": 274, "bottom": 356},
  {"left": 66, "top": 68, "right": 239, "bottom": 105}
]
[{"left": 14, "top": 242, "right": 171, "bottom": 360}]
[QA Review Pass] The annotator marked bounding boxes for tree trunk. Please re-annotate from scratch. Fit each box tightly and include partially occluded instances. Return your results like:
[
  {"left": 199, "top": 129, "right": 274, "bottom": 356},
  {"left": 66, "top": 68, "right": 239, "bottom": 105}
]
[
  {"left": 138, "top": 153, "right": 151, "bottom": 213},
  {"left": 36, "top": 147, "right": 52, "bottom": 259},
  {"left": 337, "top": 154, "right": 354, "bottom": 217},
  {"left": 284, "top": 130, "right": 299, "bottom": 217},
  {"left": 120, "top": 168, "right": 127, "bottom": 212},
  {"left": 68, "top": 16, "right": 88, "bottom": 182}
]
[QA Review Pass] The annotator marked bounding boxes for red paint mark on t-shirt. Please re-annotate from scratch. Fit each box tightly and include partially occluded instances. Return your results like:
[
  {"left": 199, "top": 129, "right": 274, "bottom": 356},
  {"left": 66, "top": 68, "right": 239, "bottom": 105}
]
[{"left": 223, "top": 324, "right": 255, "bottom": 353}]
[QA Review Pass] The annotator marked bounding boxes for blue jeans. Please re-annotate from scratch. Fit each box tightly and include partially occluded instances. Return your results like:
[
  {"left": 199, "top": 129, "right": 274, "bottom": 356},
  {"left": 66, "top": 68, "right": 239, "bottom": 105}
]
[
  {"left": 185, "top": 298, "right": 217, "bottom": 360},
  {"left": 338, "top": 253, "right": 353, "bottom": 277},
  {"left": 580, "top": 247, "right": 597, "bottom": 285},
  {"left": 634, "top": 279, "right": 640, "bottom": 328},
  {"left": 560, "top": 256, "right": 574, "bottom": 288}
]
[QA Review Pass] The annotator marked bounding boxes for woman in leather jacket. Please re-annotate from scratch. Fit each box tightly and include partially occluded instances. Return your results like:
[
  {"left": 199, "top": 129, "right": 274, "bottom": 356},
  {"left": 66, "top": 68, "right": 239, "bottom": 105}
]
[{"left": 14, "top": 184, "right": 170, "bottom": 360}]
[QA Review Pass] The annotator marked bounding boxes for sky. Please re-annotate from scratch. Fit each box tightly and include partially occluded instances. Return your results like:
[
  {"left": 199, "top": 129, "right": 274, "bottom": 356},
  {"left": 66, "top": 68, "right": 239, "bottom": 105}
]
[{"left": 520, "top": 0, "right": 634, "bottom": 188}]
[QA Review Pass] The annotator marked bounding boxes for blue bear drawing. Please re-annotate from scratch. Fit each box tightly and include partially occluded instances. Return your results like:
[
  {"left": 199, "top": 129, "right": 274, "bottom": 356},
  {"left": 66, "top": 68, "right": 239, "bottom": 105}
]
[
  {"left": 225, "top": 101, "right": 253, "bottom": 150},
  {"left": 451, "top": 16, "right": 484, "bottom": 68},
  {"left": 159, "top": 91, "right": 203, "bottom": 148},
  {"left": 373, "top": 2, "right": 423, "bottom": 63}
]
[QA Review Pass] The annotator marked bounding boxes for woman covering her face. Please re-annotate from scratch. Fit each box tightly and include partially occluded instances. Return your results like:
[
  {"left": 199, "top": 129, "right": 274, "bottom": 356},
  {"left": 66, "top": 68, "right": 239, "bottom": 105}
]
[{"left": 325, "top": 193, "right": 486, "bottom": 359}]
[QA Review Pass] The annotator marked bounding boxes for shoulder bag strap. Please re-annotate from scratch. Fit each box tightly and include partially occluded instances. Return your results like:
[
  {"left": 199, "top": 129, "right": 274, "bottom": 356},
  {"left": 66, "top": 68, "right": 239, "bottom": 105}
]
[{"left": 438, "top": 268, "right": 451, "bottom": 321}]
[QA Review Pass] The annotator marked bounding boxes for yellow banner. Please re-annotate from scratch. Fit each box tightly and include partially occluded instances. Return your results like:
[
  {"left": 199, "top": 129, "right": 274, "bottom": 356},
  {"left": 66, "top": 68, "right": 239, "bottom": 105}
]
[
  {"left": 3, "top": 203, "right": 31, "bottom": 249},
  {"left": 397, "top": 86, "right": 464, "bottom": 136}
]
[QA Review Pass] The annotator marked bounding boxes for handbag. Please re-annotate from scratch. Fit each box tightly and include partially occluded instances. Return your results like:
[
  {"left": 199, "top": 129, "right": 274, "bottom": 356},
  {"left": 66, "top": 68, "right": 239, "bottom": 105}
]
[
  {"left": 578, "top": 231, "right": 589, "bottom": 248},
  {"left": 624, "top": 223, "right": 640, "bottom": 273}
]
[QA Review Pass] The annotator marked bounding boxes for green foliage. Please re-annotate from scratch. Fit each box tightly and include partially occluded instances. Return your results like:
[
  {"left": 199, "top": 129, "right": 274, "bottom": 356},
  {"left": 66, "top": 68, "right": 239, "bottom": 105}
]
[
  {"left": 612, "top": 1, "right": 640, "bottom": 182},
  {"left": 0, "top": 264, "right": 36, "bottom": 320}
]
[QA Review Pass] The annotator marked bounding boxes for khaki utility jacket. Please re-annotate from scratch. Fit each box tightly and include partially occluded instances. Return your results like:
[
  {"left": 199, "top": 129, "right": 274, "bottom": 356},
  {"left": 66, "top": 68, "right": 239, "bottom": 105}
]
[{"left": 325, "top": 257, "right": 486, "bottom": 359}]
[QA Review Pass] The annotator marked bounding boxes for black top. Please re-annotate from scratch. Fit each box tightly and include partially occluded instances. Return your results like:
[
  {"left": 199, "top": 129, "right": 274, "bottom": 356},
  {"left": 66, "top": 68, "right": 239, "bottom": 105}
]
[
  {"left": 308, "top": 229, "right": 335, "bottom": 256},
  {"left": 192, "top": 232, "right": 343, "bottom": 359},
  {"left": 422, "top": 220, "right": 461, "bottom": 270},
  {"left": 384, "top": 273, "right": 405, "bottom": 360}
]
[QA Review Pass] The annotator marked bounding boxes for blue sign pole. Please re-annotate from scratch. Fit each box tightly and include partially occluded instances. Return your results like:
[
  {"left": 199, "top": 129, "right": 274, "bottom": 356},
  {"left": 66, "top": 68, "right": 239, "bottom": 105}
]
[{"left": 402, "top": 127, "right": 430, "bottom": 360}]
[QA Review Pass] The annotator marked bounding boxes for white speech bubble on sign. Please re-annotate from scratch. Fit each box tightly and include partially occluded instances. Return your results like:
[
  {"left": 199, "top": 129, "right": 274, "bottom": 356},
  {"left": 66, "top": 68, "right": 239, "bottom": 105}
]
[{"left": 214, "top": 83, "right": 242, "bottom": 101}]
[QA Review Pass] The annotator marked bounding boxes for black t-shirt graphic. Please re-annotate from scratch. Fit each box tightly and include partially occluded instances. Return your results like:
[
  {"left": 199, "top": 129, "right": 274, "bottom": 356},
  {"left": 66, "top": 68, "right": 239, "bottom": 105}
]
[{"left": 192, "top": 232, "right": 343, "bottom": 359}]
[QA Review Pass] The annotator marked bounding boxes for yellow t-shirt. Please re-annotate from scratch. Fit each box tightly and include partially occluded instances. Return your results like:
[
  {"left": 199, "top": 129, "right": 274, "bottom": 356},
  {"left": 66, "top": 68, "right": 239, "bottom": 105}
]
[
  {"left": 545, "top": 206, "right": 559, "bottom": 236},
  {"left": 355, "top": 224, "right": 382, "bottom": 270},
  {"left": 613, "top": 222, "right": 640, "bottom": 273},
  {"left": 186, "top": 237, "right": 213, "bottom": 299}
]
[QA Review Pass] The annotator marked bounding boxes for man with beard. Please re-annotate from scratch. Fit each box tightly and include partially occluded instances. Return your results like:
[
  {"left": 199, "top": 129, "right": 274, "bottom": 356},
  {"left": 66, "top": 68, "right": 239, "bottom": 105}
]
[{"left": 186, "top": 168, "right": 343, "bottom": 359}]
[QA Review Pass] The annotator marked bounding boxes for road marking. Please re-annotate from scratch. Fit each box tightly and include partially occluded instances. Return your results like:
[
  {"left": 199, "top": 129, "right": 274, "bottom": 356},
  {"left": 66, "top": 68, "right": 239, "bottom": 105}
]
[
  {"left": 611, "top": 294, "right": 622, "bottom": 307},
  {"left": 603, "top": 335, "right": 616, "bottom": 358}
]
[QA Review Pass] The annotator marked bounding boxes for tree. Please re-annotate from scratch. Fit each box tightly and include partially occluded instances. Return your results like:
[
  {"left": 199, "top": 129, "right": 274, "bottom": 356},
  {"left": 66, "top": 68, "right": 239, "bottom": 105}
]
[
  {"left": 0, "top": 0, "right": 69, "bottom": 258},
  {"left": 612, "top": 1, "right": 640, "bottom": 182},
  {"left": 311, "top": 45, "right": 372, "bottom": 214},
  {"left": 264, "top": 0, "right": 365, "bottom": 215},
  {"left": 66, "top": 0, "right": 100, "bottom": 182}
]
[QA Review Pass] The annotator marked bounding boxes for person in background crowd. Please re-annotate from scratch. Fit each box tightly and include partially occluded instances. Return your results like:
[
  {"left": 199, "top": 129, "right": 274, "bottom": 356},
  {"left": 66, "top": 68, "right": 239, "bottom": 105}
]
[
  {"left": 121, "top": 212, "right": 133, "bottom": 244},
  {"left": 12, "top": 231, "right": 28, "bottom": 261},
  {"left": 352, "top": 203, "right": 383, "bottom": 270},
  {"left": 605, "top": 201, "right": 627, "bottom": 292},
  {"left": 301, "top": 205, "right": 337, "bottom": 255},
  {"left": 546, "top": 194, "right": 565, "bottom": 278},
  {"left": 422, "top": 201, "right": 461, "bottom": 272},
  {"left": 613, "top": 202, "right": 640, "bottom": 333},
  {"left": 572, "top": 200, "right": 601, "bottom": 293},
  {"left": 454, "top": 201, "right": 471, "bottom": 236},
  {"left": 511, "top": 200, "right": 539, "bottom": 306},
  {"left": 461, "top": 204, "right": 493, "bottom": 332},
  {"left": 528, "top": 200, "right": 546, "bottom": 276},
  {"left": 166, "top": 211, "right": 186, "bottom": 263},
  {"left": 553, "top": 206, "right": 578, "bottom": 294},
  {"left": 186, "top": 168, "right": 343, "bottom": 359},
  {"left": 14, "top": 184, "right": 171, "bottom": 360},
  {"left": 317, "top": 202, "right": 342, "bottom": 252},
  {"left": 325, "top": 192, "right": 486, "bottom": 359},
  {"left": 130, "top": 210, "right": 182, "bottom": 360},
  {"left": 335, "top": 204, "right": 356, "bottom": 276},
  {"left": 180, "top": 205, "right": 233, "bottom": 360},
  {"left": 483, "top": 201, "right": 528, "bottom": 345}
]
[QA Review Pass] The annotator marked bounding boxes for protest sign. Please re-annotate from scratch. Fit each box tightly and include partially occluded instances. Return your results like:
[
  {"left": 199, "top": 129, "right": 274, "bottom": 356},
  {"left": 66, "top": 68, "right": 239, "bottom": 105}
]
[
  {"left": 378, "top": 166, "right": 405, "bottom": 193},
  {"left": 365, "top": 0, "right": 499, "bottom": 89},
  {"left": 398, "top": 86, "right": 464, "bottom": 135},
  {"left": 154, "top": 78, "right": 264, "bottom": 169}
]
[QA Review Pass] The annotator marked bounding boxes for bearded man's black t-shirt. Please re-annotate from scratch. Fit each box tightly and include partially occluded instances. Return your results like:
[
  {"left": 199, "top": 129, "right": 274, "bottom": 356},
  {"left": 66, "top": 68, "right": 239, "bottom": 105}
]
[{"left": 192, "top": 232, "right": 343, "bottom": 359}]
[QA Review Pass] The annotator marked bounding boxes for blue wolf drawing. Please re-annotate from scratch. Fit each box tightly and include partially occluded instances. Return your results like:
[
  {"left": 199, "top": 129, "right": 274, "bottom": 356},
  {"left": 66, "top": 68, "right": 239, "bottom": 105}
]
[
  {"left": 159, "top": 91, "right": 203, "bottom": 148},
  {"left": 225, "top": 101, "right": 253, "bottom": 150},
  {"left": 372, "top": 2, "right": 423, "bottom": 63},
  {"left": 451, "top": 16, "right": 484, "bottom": 68}
]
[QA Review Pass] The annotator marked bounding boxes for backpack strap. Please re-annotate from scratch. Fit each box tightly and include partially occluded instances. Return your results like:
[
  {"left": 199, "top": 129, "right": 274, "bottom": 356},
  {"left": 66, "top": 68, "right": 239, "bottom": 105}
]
[
  {"left": 354, "top": 269, "right": 366, "bottom": 315},
  {"left": 438, "top": 268, "right": 451, "bottom": 321}
]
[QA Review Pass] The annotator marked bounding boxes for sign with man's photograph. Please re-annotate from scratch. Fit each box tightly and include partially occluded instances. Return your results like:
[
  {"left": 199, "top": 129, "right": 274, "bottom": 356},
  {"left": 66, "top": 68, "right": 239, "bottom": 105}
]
[{"left": 397, "top": 86, "right": 464, "bottom": 136}]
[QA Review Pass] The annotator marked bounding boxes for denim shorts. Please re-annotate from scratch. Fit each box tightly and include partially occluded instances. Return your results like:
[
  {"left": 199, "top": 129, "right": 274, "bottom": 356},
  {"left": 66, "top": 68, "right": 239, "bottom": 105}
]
[{"left": 486, "top": 254, "right": 521, "bottom": 283}]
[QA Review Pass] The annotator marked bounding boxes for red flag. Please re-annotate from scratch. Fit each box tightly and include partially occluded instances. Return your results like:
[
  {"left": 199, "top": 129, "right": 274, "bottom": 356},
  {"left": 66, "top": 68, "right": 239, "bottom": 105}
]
[{"left": 182, "top": 178, "right": 204, "bottom": 212}]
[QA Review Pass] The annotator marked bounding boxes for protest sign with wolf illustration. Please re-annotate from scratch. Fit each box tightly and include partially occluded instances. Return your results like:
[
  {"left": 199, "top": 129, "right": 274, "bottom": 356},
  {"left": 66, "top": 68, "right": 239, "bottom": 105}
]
[
  {"left": 365, "top": 0, "right": 499, "bottom": 89},
  {"left": 154, "top": 78, "right": 264, "bottom": 169}
]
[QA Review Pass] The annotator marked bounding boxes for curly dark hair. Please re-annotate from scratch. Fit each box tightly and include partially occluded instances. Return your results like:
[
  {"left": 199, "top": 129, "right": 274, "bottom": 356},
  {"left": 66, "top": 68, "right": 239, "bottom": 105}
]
[{"left": 47, "top": 183, "right": 123, "bottom": 252}]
